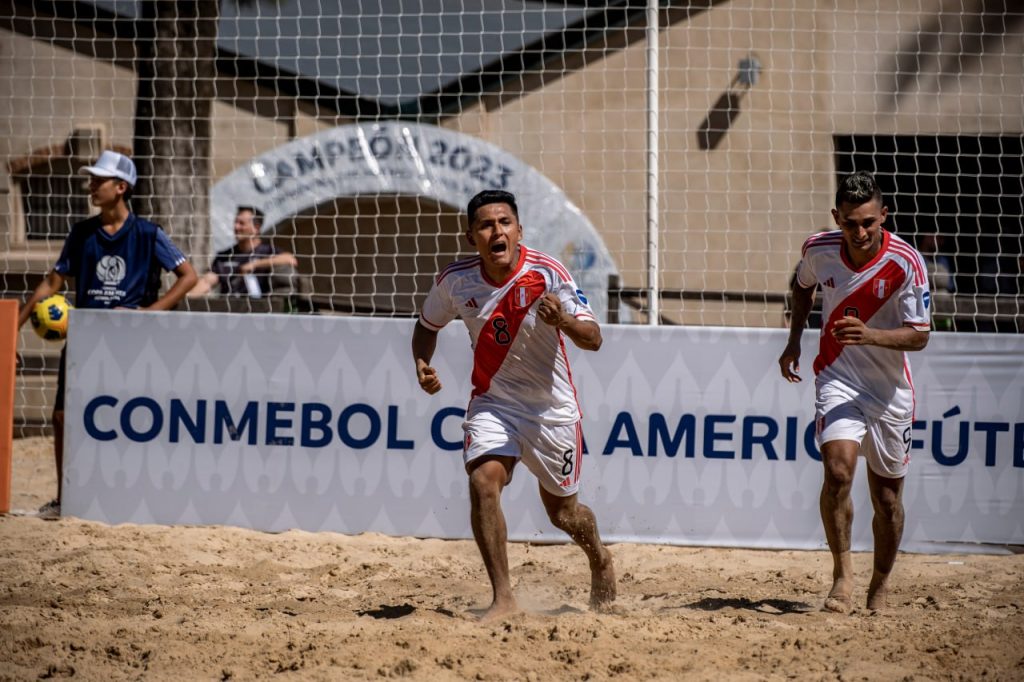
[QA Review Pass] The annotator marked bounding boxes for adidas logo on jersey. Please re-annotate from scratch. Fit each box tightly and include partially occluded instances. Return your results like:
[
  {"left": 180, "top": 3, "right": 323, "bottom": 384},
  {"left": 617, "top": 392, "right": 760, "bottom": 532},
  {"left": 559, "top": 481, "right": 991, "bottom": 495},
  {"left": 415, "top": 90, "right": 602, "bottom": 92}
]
[
  {"left": 464, "top": 298, "right": 478, "bottom": 309},
  {"left": 822, "top": 277, "right": 836, "bottom": 288},
  {"left": 558, "top": 476, "right": 572, "bottom": 488}
]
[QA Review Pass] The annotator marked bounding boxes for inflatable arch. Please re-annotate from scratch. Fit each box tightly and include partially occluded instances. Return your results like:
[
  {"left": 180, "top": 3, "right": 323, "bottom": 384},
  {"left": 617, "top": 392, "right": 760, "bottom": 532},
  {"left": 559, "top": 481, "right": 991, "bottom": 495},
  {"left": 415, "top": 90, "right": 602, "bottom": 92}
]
[{"left": 209, "top": 123, "right": 619, "bottom": 319}]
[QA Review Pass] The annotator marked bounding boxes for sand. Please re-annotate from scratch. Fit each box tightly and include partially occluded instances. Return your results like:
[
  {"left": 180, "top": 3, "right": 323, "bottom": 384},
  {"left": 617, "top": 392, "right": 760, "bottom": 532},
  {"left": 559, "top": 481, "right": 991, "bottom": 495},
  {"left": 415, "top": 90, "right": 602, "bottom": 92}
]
[{"left": 2, "top": 436, "right": 1022, "bottom": 681}]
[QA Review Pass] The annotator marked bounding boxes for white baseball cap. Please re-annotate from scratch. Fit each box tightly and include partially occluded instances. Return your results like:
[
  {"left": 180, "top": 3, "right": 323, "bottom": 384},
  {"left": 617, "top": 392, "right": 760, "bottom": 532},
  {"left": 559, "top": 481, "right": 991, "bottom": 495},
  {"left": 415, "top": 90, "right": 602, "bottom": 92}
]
[{"left": 79, "top": 150, "right": 138, "bottom": 188}]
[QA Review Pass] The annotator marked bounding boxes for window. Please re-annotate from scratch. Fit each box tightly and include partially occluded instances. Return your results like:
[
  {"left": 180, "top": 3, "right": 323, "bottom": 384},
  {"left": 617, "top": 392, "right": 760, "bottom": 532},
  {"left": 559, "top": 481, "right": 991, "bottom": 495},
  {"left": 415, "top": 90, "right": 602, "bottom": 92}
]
[
  {"left": 19, "top": 162, "right": 91, "bottom": 240},
  {"left": 834, "top": 135, "right": 1023, "bottom": 332}
]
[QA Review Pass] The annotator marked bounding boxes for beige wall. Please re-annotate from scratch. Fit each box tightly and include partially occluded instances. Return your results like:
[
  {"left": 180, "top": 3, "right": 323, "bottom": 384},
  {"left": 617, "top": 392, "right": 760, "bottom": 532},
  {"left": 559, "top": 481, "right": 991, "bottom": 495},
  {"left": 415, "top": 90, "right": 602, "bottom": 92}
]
[
  {"left": 1, "top": 30, "right": 137, "bottom": 161},
  {"left": 452, "top": 0, "right": 1021, "bottom": 324},
  {"left": 3, "top": 0, "right": 1022, "bottom": 327},
  {"left": 828, "top": 0, "right": 1024, "bottom": 135}
]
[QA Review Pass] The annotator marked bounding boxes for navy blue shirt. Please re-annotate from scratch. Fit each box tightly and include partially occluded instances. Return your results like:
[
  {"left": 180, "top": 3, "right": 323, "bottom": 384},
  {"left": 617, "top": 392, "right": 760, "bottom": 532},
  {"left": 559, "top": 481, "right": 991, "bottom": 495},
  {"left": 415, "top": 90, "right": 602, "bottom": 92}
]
[
  {"left": 211, "top": 242, "right": 281, "bottom": 295},
  {"left": 54, "top": 214, "right": 187, "bottom": 309}
]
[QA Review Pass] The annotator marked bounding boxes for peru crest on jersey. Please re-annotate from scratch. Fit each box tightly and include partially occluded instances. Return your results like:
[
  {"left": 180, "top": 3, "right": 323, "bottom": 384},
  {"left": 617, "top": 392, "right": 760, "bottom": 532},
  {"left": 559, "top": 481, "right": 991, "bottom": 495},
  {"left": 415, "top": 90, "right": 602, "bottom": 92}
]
[
  {"left": 419, "top": 245, "right": 597, "bottom": 425},
  {"left": 795, "top": 229, "right": 931, "bottom": 419}
]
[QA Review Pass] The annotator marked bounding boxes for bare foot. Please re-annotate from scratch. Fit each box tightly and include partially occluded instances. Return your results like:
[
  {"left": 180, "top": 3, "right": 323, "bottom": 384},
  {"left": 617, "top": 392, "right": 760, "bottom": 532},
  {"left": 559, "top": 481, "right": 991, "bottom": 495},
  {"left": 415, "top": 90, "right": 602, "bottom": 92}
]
[
  {"left": 866, "top": 572, "right": 890, "bottom": 611},
  {"left": 477, "top": 598, "right": 519, "bottom": 623},
  {"left": 823, "top": 576, "right": 853, "bottom": 614},
  {"left": 589, "top": 548, "right": 616, "bottom": 610}
]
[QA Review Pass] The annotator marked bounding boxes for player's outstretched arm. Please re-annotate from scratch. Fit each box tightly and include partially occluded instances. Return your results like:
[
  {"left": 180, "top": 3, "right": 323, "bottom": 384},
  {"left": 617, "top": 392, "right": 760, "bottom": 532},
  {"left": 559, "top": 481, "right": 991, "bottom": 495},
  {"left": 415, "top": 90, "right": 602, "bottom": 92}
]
[
  {"left": 18, "top": 270, "right": 66, "bottom": 329},
  {"left": 412, "top": 321, "right": 442, "bottom": 394},
  {"left": 537, "top": 292, "right": 602, "bottom": 351},
  {"left": 831, "top": 318, "right": 929, "bottom": 351},
  {"left": 779, "top": 281, "right": 816, "bottom": 383}
]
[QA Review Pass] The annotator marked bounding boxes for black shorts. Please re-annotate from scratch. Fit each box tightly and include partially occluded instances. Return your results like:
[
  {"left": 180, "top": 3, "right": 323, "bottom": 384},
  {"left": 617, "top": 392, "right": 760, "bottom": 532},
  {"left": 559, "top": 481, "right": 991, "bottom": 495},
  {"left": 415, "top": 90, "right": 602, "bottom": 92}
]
[{"left": 54, "top": 345, "right": 66, "bottom": 412}]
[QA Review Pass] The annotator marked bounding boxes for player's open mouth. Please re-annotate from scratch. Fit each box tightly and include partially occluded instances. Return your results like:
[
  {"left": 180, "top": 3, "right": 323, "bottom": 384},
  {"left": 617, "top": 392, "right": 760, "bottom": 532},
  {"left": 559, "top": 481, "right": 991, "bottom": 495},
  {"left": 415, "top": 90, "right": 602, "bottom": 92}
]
[{"left": 490, "top": 243, "right": 507, "bottom": 254}]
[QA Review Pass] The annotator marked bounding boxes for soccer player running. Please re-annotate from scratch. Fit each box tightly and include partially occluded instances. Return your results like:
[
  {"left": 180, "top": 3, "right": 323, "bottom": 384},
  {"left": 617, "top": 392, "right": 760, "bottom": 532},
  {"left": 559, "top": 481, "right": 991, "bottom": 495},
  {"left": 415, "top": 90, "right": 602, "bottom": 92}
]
[
  {"left": 779, "top": 171, "right": 930, "bottom": 613},
  {"left": 411, "top": 190, "right": 615, "bottom": 621}
]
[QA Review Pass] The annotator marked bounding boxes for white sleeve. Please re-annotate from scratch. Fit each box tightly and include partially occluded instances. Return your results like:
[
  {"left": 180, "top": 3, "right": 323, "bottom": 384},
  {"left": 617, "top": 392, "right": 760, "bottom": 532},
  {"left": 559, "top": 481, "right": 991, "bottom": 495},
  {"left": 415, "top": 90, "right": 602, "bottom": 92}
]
[
  {"left": 419, "top": 276, "right": 457, "bottom": 331},
  {"left": 557, "top": 274, "right": 597, "bottom": 322},
  {"left": 899, "top": 255, "right": 932, "bottom": 331},
  {"left": 795, "top": 245, "right": 817, "bottom": 288}
]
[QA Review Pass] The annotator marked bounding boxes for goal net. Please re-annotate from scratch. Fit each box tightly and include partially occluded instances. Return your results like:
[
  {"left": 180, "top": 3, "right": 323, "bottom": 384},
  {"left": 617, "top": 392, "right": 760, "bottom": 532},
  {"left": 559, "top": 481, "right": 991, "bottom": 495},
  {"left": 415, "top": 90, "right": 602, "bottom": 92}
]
[{"left": 2, "top": 0, "right": 1022, "bottom": 435}]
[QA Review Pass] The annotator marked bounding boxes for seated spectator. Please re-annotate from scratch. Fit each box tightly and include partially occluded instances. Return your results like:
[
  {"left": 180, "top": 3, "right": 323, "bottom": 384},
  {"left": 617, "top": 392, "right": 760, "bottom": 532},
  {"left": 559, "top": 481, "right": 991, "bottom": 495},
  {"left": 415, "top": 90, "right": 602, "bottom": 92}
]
[
  {"left": 190, "top": 206, "right": 299, "bottom": 298},
  {"left": 918, "top": 233, "right": 955, "bottom": 293}
]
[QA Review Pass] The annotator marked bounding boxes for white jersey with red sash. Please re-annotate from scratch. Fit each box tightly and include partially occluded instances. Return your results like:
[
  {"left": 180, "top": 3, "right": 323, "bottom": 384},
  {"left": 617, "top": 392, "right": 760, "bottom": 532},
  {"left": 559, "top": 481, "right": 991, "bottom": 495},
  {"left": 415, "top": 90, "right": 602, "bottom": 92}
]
[
  {"left": 419, "top": 245, "right": 595, "bottom": 425},
  {"left": 796, "top": 229, "right": 931, "bottom": 419}
]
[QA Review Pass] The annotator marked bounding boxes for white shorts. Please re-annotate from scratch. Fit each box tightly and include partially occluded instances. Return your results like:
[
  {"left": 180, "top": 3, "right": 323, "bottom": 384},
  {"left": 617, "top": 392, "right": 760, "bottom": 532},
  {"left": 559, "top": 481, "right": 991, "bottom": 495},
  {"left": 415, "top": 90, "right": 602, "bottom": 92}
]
[
  {"left": 463, "top": 410, "right": 584, "bottom": 497},
  {"left": 815, "top": 388, "right": 912, "bottom": 479}
]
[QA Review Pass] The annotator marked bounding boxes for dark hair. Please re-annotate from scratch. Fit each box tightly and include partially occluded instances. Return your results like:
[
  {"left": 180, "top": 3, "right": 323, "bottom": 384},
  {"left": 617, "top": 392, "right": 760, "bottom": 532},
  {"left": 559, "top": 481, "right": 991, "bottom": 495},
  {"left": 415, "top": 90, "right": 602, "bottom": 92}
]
[
  {"left": 466, "top": 190, "right": 518, "bottom": 227},
  {"left": 835, "top": 171, "right": 883, "bottom": 208},
  {"left": 236, "top": 206, "right": 265, "bottom": 228}
]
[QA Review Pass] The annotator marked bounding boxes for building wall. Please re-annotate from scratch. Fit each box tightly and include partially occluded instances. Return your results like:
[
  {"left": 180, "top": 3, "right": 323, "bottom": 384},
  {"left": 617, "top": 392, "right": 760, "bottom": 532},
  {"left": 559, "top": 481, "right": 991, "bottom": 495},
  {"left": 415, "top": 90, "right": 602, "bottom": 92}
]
[{"left": 3, "top": 0, "right": 1022, "bottom": 328}]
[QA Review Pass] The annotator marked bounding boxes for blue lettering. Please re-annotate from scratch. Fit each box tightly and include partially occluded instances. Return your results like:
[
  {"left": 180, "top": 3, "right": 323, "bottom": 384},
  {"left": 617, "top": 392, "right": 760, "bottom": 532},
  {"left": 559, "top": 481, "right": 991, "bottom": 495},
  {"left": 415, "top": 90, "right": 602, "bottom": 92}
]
[
  {"left": 427, "top": 139, "right": 448, "bottom": 165},
  {"left": 84, "top": 395, "right": 118, "bottom": 442},
  {"left": 469, "top": 155, "right": 493, "bottom": 184},
  {"left": 603, "top": 412, "right": 642, "bottom": 456},
  {"left": 785, "top": 416, "right": 798, "bottom": 460},
  {"left": 266, "top": 402, "right": 295, "bottom": 446},
  {"left": 912, "top": 420, "right": 926, "bottom": 450},
  {"left": 348, "top": 137, "right": 365, "bottom": 162},
  {"left": 430, "top": 407, "right": 465, "bottom": 451},
  {"left": 1015, "top": 424, "right": 1024, "bottom": 468},
  {"left": 369, "top": 135, "right": 393, "bottom": 159},
  {"left": 120, "top": 397, "right": 163, "bottom": 443},
  {"left": 275, "top": 160, "right": 295, "bottom": 181},
  {"left": 703, "top": 414, "right": 735, "bottom": 459},
  {"left": 932, "top": 406, "right": 968, "bottom": 466},
  {"left": 647, "top": 413, "right": 695, "bottom": 458},
  {"left": 294, "top": 151, "right": 320, "bottom": 175},
  {"left": 214, "top": 401, "right": 259, "bottom": 445},
  {"left": 387, "top": 405, "right": 414, "bottom": 449},
  {"left": 490, "top": 164, "right": 513, "bottom": 190},
  {"left": 300, "top": 403, "right": 333, "bottom": 448},
  {"left": 741, "top": 416, "right": 778, "bottom": 460},
  {"left": 322, "top": 140, "right": 344, "bottom": 166},
  {"left": 974, "top": 422, "right": 1009, "bottom": 467},
  {"left": 169, "top": 399, "right": 206, "bottom": 444},
  {"left": 448, "top": 146, "right": 472, "bottom": 171},
  {"left": 338, "top": 403, "right": 380, "bottom": 449}
]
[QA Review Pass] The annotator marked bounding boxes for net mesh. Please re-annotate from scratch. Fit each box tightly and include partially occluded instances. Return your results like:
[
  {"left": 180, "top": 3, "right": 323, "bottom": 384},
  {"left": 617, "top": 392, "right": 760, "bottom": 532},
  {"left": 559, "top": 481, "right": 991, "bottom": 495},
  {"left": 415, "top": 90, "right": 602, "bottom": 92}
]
[{"left": 2, "top": 0, "right": 1022, "bottom": 435}]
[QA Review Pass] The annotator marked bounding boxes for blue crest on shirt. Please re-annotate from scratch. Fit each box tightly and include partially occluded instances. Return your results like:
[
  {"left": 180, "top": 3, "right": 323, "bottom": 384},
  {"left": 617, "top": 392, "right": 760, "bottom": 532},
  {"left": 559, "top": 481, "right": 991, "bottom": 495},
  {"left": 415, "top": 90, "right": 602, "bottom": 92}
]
[
  {"left": 922, "top": 291, "right": 931, "bottom": 310},
  {"left": 575, "top": 288, "right": 588, "bottom": 305}
]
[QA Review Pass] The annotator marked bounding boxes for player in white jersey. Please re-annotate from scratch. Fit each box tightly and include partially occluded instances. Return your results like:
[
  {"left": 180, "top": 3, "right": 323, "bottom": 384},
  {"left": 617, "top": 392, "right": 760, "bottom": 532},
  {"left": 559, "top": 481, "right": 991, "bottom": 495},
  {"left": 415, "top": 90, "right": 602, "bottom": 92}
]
[
  {"left": 412, "top": 190, "right": 615, "bottom": 621},
  {"left": 778, "top": 171, "right": 930, "bottom": 613}
]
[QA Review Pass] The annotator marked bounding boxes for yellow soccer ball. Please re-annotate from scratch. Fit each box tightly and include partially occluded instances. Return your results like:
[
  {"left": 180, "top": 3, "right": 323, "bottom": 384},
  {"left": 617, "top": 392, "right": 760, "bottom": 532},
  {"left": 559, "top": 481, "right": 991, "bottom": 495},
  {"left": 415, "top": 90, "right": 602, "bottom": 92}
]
[{"left": 30, "top": 294, "right": 73, "bottom": 341}]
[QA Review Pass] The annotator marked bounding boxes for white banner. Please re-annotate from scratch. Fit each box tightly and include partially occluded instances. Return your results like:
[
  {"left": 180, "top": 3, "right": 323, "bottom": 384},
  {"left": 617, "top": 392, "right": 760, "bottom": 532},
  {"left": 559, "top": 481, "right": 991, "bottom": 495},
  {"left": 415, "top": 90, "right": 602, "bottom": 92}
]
[
  {"left": 209, "top": 123, "right": 619, "bottom": 320},
  {"left": 65, "top": 311, "right": 1024, "bottom": 552}
]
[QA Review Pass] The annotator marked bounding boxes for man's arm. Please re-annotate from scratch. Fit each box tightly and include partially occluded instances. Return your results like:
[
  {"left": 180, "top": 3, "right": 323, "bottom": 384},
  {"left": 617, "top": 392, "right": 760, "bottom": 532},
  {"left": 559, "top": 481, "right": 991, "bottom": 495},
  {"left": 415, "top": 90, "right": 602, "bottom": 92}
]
[
  {"left": 239, "top": 252, "right": 299, "bottom": 273},
  {"left": 831, "top": 317, "right": 929, "bottom": 351},
  {"left": 778, "top": 281, "right": 816, "bottom": 383},
  {"left": 187, "top": 272, "right": 219, "bottom": 298},
  {"left": 412, "top": 321, "right": 442, "bottom": 394},
  {"left": 537, "top": 292, "right": 602, "bottom": 351},
  {"left": 144, "top": 262, "right": 198, "bottom": 311},
  {"left": 18, "top": 271, "right": 67, "bottom": 329}
]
